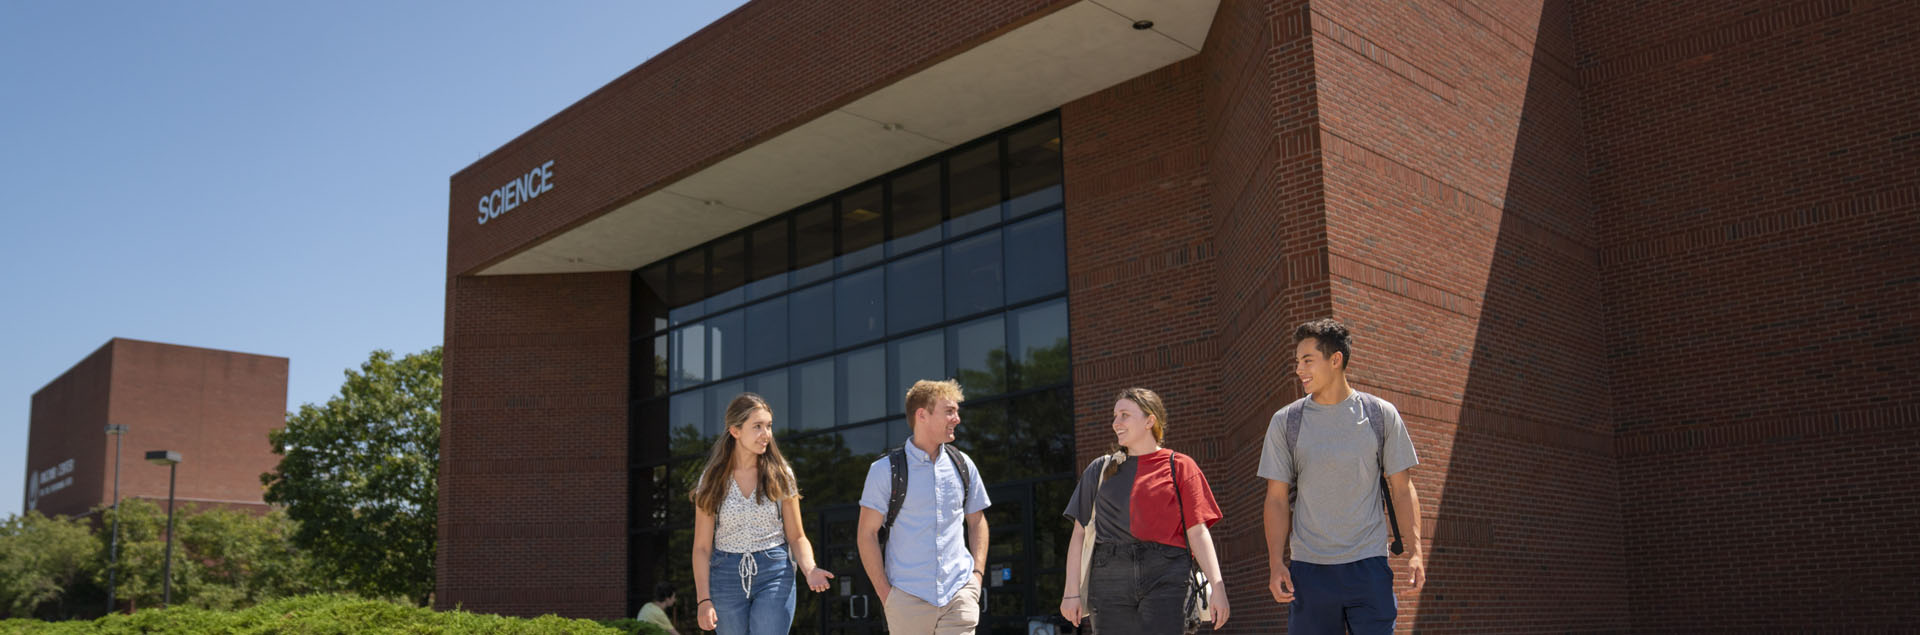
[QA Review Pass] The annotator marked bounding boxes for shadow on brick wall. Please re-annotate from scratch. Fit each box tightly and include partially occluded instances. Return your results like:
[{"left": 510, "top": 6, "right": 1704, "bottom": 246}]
[{"left": 1412, "top": 1, "right": 1630, "bottom": 630}]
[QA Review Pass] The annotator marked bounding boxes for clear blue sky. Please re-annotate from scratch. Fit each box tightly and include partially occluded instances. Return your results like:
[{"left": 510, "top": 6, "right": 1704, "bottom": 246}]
[{"left": 1, "top": 1, "right": 748, "bottom": 515}]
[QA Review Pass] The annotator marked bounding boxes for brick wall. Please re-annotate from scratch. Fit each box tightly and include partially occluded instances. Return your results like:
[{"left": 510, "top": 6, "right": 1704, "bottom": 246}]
[
  {"left": 438, "top": 272, "right": 629, "bottom": 617},
  {"left": 25, "top": 343, "right": 113, "bottom": 518},
  {"left": 1308, "top": 0, "right": 1629, "bottom": 630},
  {"left": 1579, "top": 0, "right": 1920, "bottom": 628},
  {"left": 26, "top": 339, "right": 287, "bottom": 519}
]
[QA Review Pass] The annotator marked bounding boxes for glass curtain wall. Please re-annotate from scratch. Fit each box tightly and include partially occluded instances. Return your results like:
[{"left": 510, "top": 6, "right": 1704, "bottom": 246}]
[{"left": 630, "top": 113, "right": 1070, "bottom": 634}]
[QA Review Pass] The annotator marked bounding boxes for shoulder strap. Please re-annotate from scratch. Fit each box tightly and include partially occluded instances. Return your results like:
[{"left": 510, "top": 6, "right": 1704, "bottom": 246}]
[
  {"left": 1171, "top": 452, "right": 1190, "bottom": 551},
  {"left": 943, "top": 444, "right": 974, "bottom": 513},
  {"left": 884, "top": 448, "right": 909, "bottom": 531},
  {"left": 1357, "top": 392, "right": 1405, "bottom": 556},
  {"left": 1282, "top": 398, "right": 1307, "bottom": 480},
  {"left": 1358, "top": 391, "right": 1387, "bottom": 461}
]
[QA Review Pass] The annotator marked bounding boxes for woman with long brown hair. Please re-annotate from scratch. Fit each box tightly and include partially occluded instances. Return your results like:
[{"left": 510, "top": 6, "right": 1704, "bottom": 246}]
[
  {"left": 689, "top": 393, "right": 834, "bottom": 633},
  {"left": 1060, "top": 387, "right": 1230, "bottom": 633}
]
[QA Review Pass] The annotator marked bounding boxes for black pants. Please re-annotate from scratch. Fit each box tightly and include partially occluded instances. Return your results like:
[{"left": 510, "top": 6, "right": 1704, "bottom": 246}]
[{"left": 1087, "top": 541, "right": 1191, "bottom": 634}]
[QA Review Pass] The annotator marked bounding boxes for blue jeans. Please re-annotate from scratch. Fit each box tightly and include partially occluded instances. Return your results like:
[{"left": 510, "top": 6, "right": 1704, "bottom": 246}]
[
  {"left": 1287, "top": 556, "right": 1396, "bottom": 635},
  {"left": 710, "top": 544, "right": 796, "bottom": 635}
]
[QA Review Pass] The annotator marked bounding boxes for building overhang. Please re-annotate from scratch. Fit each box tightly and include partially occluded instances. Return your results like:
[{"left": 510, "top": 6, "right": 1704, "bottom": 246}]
[{"left": 452, "top": 0, "right": 1216, "bottom": 277}]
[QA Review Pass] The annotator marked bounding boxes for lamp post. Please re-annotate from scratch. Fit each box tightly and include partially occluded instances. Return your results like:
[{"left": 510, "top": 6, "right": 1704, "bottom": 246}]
[
  {"left": 104, "top": 424, "right": 127, "bottom": 613},
  {"left": 144, "top": 450, "right": 181, "bottom": 608}
]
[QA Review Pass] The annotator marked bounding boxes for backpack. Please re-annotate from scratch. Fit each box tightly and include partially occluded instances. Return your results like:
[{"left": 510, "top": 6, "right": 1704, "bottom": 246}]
[
  {"left": 877, "top": 444, "right": 975, "bottom": 552},
  {"left": 1279, "top": 391, "right": 1405, "bottom": 555}
]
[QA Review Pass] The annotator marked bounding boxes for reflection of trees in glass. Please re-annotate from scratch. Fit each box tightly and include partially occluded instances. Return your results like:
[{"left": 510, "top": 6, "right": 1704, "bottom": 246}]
[
  {"left": 950, "top": 338, "right": 1074, "bottom": 483},
  {"left": 780, "top": 432, "right": 877, "bottom": 507},
  {"left": 1011, "top": 334, "right": 1070, "bottom": 390}
]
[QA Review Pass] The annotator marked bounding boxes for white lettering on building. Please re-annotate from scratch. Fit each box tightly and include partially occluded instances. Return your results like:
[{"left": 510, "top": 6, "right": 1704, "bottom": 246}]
[
  {"left": 476, "top": 160, "right": 556, "bottom": 225},
  {"left": 26, "top": 458, "right": 75, "bottom": 511}
]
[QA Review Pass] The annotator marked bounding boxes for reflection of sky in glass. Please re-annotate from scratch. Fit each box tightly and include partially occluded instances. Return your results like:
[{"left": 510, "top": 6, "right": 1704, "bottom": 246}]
[
  {"left": 841, "top": 346, "right": 887, "bottom": 424},
  {"left": 792, "top": 359, "right": 835, "bottom": 432},
  {"left": 890, "top": 331, "right": 946, "bottom": 414}
]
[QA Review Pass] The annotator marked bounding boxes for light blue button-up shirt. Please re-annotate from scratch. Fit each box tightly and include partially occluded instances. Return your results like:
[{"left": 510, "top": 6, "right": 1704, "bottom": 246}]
[{"left": 859, "top": 442, "right": 992, "bottom": 608}]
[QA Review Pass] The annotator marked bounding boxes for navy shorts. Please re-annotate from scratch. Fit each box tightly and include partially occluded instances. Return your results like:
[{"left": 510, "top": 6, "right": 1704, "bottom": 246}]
[{"left": 1287, "top": 556, "right": 1396, "bottom": 635}]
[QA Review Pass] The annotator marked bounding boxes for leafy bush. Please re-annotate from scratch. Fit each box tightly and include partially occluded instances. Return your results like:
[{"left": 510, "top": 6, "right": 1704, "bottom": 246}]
[
  {"left": 0, "top": 594, "right": 624, "bottom": 634},
  {"left": 594, "top": 617, "right": 671, "bottom": 635}
]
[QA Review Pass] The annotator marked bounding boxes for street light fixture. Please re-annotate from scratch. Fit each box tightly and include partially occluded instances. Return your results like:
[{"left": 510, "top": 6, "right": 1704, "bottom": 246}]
[
  {"left": 144, "top": 450, "right": 182, "bottom": 608},
  {"left": 104, "top": 424, "right": 127, "bottom": 613}
]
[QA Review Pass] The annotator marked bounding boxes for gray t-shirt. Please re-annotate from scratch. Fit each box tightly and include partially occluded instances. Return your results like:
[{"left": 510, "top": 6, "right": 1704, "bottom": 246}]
[
  {"left": 1256, "top": 392, "right": 1418, "bottom": 565},
  {"left": 1061, "top": 454, "right": 1141, "bottom": 546}
]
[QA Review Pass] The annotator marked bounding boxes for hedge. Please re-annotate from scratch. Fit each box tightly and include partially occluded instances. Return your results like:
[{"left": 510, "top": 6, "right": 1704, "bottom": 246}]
[{"left": 0, "top": 594, "right": 650, "bottom": 634}]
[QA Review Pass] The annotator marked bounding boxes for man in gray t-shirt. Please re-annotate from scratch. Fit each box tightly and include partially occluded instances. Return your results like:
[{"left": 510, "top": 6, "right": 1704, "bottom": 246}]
[{"left": 1259, "top": 319, "right": 1425, "bottom": 635}]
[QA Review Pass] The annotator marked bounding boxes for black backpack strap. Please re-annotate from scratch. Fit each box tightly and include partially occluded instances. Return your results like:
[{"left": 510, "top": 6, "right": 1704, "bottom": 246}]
[
  {"left": 881, "top": 448, "right": 909, "bottom": 550},
  {"left": 943, "top": 444, "right": 973, "bottom": 513},
  {"left": 1357, "top": 392, "right": 1405, "bottom": 556}
]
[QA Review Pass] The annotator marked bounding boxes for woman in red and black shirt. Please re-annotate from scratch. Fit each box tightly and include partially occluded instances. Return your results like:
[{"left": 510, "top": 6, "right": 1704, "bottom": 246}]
[{"left": 1061, "top": 388, "right": 1230, "bottom": 633}]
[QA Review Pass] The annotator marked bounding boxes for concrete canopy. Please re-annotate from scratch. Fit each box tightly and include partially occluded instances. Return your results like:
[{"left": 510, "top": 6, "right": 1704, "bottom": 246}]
[{"left": 477, "top": 0, "right": 1217, "bottom": 275}]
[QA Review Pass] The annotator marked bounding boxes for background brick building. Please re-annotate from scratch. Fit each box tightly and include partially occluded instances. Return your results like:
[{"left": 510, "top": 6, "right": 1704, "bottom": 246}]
[
  {"left": 441, "top": 0, "right": 1918, "bottom": 631},
  {"left": 24, "top": 338, "right": 289, "bottom": 519}
]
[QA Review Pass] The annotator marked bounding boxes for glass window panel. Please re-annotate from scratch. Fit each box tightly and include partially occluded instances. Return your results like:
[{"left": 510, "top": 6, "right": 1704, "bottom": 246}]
[
  {"left": 746, "top": 369, "right": 789, "bottom": 433},
  {"left": 835, "top": 267, "right": 885, "bottom": 347},
  {"left": 631, "top": 399, "right": 670, "bottom": 465},
  {"left": 669, "top": 390, "right": 705, "bottom": 441},
  {"left": 950, "top": 401, "right": 1006, "bottom": 473},
  {"left": 707, "top": 310, "right": 744, "bottom": 382},
  {"left": 670, "top": 323, "right": 706, "bottom": 390},
  {"left": 788, "top": 283, "right": 834, "bottom": 361},
  {"left": 839, "top": 345, "right": 887, "bottom": 425},
  {"left": 886, "top": 249, "right": 943, "bottom": 335},
  {"left": 793, "top": 202, "right": 835, "bottom": 285},
  {"left": 669, "top": 250, "right": 707, "bottom": 324},
  {"left": 709, "top": 234, "right": 747, "bottom": 312},
  {"left": 634, "top": 264, "right": 670, "bottom": 336},
  {"left": 1007, "top": 117, "right": 1063, "bottom": 218},
  {"left": 949, "top": 315, "right": 1006, "bottom": 397},
  {"left": 889, "top": 331, "right": 946, "bottom": 415},
  {"left": 947, "top": 140, "right": 1002, "bottom": 236},
  {"left": 944, "top": 231, "right": 1003, "bottom": 319},
  {"left": 839, "top": 184, "right": 884, "bottom": 272},
  {"left": 790, "top": 358, "right": 836, "bottom": 432},
  {"left": 889, "top": 162, "right": 942, "bottom": 256},
  {"left": 1010, "top": 299, "right": 1070, "bottom": 390},
  {"left": 747, "top": 218, "right": 790, "bottom": 300},
  {"left": 1011, "top": 388, "right": 1076, "bottom": 479},
  {"left": 744, "top": 297, "right": 787, "bottom": 372},
  {"left": 842, "top": 422, "right": 888, "bottom": 459},
  {"left": 631, "top": 336, "right": 668, "bottom": 400},
  {"left": 1004, "top": 211, "right": 1067, "bottom": 304},
  {"left": 706, "top": 381, "right": 744, "bottom": 439}
]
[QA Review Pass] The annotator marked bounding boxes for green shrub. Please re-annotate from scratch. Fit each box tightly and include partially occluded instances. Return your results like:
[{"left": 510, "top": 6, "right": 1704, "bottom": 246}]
[
  {"left": 593, "top": 617, "right": 670, "bottom": 635},
  {"left": 0, "top": 594, "right": 625, "bottom": 634}
]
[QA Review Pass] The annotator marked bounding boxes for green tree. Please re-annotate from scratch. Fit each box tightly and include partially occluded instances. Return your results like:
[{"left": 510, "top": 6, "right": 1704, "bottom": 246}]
[
  {"left": 0, "top": 511, "right": 100, "bottom": 618},
  {"left": 261, "top": 346, "right": 441, "bottom": 605},
  {"left": 95, "top": 499, "right": 328, "bottom": 613}
]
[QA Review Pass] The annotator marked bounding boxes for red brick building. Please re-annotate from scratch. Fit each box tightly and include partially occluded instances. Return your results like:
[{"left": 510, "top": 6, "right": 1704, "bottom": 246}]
[
  {"left": 24, "top": 339, "right": 289, "bottom": 519},
  {"left": 440, "top": 0, "right": 1919, "bottom": 631}
]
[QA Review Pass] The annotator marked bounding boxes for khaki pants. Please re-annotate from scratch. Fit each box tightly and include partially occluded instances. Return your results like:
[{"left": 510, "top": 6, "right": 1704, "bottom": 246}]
[{"left": 883, "top": 578, "right": 981, "bottom": 634}]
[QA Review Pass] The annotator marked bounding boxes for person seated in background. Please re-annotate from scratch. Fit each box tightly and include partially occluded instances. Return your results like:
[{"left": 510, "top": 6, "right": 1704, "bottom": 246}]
[{"left": 638, "top": 582, "right": 681, "bottom": 635}]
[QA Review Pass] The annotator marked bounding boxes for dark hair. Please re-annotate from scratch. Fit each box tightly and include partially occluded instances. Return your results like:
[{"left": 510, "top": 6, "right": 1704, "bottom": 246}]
[
  {"left": 653, "top": 582, "right": 676, "bottom": 602},
  {"left": 1294, "top": 318, "right": 1353, "bottom": 369}
]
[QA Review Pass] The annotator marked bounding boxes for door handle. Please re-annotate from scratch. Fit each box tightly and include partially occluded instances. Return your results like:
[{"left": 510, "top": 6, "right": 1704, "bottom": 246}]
[{"left": 851, "top": 594, "right": 868, "bottom": 619}]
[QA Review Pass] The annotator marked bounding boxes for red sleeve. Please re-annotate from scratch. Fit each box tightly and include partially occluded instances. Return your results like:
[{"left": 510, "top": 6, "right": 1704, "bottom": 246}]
[
  {"left": 1127, "top": 451, "right": 1223, "bottom": 548},
  {"left": 1176, "top": 453, "right": 1222, "bottom": 532}
]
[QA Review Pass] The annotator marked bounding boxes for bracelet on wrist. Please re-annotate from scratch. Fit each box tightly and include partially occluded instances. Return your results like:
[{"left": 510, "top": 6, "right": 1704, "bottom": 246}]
[{"left": 696, "top": 598, "right": 712, "bottom": 607}]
